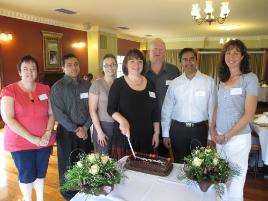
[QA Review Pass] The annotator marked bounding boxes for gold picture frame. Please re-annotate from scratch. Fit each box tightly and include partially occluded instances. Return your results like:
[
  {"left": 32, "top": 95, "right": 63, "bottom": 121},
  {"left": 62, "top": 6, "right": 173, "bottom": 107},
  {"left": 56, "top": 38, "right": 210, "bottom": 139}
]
[{"left": 42, "top": 31, "right": 63, "bottom": 72}]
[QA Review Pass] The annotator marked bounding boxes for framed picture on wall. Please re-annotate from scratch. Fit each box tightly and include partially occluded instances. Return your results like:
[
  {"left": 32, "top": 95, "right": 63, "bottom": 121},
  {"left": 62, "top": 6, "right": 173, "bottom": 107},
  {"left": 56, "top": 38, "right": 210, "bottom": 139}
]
[{"left": 42, "top": 31, "right": 63, "bottom": 72}]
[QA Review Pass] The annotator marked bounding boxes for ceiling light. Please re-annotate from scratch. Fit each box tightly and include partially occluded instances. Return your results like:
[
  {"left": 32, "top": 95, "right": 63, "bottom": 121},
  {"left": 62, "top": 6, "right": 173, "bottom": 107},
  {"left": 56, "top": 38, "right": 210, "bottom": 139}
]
[
  {"left": 217, "top": 25, "right": 240, "bottom": 31},
  {"left": 191, "top": 1, "right": 230, "bottom": 25},
  {"left": 219, "top": 37, "right": 235, "bottom": 44}
]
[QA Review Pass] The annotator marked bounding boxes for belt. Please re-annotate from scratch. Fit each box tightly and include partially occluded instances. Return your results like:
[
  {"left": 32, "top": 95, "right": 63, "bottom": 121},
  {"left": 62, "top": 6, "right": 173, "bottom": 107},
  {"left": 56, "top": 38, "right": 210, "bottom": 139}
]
[{"left": 173, "top": 120, "right": 208, "bottom": 128}]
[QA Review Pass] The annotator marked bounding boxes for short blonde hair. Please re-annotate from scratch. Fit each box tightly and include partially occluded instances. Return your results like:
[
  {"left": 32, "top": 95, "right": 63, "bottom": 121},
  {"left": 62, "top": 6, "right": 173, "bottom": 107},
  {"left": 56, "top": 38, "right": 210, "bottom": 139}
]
[{"left": 148, "top": 38, "right": 166, "bottom": 50}]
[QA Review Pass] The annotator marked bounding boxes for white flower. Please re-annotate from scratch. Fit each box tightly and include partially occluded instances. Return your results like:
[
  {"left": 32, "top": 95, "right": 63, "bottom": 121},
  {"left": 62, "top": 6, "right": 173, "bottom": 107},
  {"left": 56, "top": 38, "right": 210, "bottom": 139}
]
[
  {"left": 89, "top": 164, "right": 99, "bottom": 175},
  {"left": 101, "top": 155, "right": 110, "bottom": 164},
  {"left": 77, "top": 161, "right": 83, "bottom": 168},
  {"left": 213, "top": 158, "right": 219, "bottom": 165},
  {"left": 192, "top": 157, "right": 203, "bottom": 167},
  {"left": 88, "top": 154, "right": 96, "bottom": 162},
  {"left": 205, "top": 148, "right": 211, "bottom": 153}
]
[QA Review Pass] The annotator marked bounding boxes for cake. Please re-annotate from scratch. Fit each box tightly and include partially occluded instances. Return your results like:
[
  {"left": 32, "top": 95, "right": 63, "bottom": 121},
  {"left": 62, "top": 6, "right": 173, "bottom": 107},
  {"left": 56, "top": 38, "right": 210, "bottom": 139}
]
[{"left": 125, "top": 152, "right": 173, "bottom": 176}]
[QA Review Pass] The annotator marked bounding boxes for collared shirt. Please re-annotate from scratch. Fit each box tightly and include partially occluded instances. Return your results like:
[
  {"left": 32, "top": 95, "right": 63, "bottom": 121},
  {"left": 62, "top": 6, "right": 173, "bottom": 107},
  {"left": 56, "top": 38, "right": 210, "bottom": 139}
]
[
  {"left": 161, "top": 71, "right": 217, "bottom": 137},
  {"left": 51, "top": 75, "right": 92, "bottom": 132},
  {"left": 145, "top": 62, "right": 180, "bottom": 114}
]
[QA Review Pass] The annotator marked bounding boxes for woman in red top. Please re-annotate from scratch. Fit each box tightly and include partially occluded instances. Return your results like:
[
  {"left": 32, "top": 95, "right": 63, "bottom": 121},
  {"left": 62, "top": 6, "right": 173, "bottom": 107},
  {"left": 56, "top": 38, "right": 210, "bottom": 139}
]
[{"left": 1, "top": 55, "right": 55, "bottom": 201}]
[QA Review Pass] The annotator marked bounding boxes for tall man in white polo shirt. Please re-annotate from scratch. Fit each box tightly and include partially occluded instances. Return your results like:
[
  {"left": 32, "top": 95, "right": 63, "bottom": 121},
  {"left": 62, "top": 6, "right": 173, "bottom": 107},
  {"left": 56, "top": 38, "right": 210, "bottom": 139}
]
[{"left": 161, "top": 48, "right": 216, "bottom": 163}]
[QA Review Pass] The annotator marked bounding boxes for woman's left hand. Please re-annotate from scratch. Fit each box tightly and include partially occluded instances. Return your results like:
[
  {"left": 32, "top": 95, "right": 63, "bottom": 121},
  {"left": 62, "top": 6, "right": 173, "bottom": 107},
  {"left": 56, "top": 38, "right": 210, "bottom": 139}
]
[
  {"left": 39, "top": 131, "right": 50, "bottom": 146},
  {"left": 214, "top": 133, "right": 225, "bottom": 144},
  {"left": 152, "top": 133, "right": 159, "bottom": 149}
]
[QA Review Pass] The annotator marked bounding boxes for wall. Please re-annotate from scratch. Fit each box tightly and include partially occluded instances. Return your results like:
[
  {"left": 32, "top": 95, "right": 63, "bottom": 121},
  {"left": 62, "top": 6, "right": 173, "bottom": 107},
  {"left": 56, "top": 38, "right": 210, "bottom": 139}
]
[
  {"left": 0, "top": 15, "right": 88, "bottom": 86},
  {"left": 117, "top": 38, "right": 140, "bottom": 55},
  {"left": 87, "top": 30, "right": 141, "bottom": 79},
  {"left": 87, "top": 31, "right": 117, "bottom": 79}
]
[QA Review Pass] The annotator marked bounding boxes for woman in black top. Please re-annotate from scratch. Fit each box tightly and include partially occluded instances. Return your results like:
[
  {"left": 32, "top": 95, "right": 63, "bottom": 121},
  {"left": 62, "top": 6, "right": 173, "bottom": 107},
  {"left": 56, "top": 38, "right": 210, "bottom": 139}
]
[{"left": 108, "top": 48, "right": 160, "bottom": 160}]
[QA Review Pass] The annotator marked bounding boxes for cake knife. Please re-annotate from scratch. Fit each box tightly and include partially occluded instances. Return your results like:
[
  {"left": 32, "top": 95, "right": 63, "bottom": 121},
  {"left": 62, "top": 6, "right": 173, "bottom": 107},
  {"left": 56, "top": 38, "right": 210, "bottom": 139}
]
[{"left": 126, "top": 135, "right": 136, "bottom": 159}]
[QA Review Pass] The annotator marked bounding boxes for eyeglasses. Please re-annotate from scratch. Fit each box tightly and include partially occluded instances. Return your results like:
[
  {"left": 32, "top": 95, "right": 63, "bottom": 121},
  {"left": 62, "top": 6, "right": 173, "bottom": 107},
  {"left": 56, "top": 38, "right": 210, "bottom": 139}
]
[
  {"left": 181, "top": 57, "right": 196, "bottom": 63},
  {"left": 103, "top": 63, "right": 117, "bottom": 68}
]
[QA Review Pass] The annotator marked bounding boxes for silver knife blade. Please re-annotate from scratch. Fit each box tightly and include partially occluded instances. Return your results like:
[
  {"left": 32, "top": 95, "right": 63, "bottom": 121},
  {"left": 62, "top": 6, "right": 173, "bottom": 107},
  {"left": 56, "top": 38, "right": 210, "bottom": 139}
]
[{"left": 127, "top": 136, "right": 136, "bottom": 159}]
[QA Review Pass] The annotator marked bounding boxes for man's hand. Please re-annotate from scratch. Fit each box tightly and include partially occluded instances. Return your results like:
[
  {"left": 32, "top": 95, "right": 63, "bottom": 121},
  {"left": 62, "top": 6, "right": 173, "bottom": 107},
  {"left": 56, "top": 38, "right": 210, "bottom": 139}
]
[
  {"left": 75, "top": 126, "right": 88, "bottom": 140},
  {"left": 163, "top": 137, "right": 171, "bottom": 149}
]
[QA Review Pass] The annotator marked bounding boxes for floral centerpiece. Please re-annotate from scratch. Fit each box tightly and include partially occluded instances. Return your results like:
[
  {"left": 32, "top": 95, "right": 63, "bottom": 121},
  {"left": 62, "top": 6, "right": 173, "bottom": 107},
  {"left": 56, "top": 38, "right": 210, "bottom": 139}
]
[
  {"left": 179, "top": 147, "right": 240, "bottom": 198},
  {"left": 62, "top": 153, "right": 125, "bottom": 195}
]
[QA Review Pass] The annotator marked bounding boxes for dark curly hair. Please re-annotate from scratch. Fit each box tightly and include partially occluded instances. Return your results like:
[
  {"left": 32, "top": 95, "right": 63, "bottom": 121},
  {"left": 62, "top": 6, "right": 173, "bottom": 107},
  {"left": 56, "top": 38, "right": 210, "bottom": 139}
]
[
  {"left": 122, "top": 48, "right": 146, "bottom": 75},
  {"left": 218, "top": 39, "right": 251, "bottom": 82}
]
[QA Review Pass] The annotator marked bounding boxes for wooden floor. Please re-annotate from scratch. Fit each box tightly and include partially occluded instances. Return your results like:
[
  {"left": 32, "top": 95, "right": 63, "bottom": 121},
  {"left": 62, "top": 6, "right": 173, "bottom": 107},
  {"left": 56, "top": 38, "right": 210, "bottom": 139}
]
[{"left": 0, "top": 135, "right": 268, "bottom": 201}]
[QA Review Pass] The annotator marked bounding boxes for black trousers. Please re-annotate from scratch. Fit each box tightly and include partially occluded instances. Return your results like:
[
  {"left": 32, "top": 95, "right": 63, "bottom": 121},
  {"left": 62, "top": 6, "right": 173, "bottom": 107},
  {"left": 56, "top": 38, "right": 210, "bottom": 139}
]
[
  {"left": 56, "top": 124, "right": 91, "bottom": 201},
  {"left": 170, "top": 120, "right": 208, "bottom": 163}
]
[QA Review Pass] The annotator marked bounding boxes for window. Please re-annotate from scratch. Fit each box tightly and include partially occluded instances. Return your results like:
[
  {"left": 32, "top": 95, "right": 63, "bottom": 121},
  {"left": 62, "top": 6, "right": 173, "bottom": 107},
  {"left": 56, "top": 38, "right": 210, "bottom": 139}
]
[{"left": 116, "top": 55, "right": 125, "bottom": 78}]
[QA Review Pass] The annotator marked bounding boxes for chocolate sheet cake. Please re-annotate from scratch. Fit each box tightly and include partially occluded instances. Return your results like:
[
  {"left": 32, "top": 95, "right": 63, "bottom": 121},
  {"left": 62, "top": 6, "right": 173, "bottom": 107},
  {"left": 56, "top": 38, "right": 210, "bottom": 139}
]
[{"left": 125, "top": 152, "right": 173, "bottom": 176}]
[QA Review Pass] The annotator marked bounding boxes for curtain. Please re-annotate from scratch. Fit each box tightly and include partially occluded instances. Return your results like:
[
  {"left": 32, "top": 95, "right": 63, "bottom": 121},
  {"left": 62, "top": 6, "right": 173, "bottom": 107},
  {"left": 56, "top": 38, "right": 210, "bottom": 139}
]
[
  {"left": 249, "top": 53, "right": 265, "bottom": 82},
  {"left": 165, "top": 49, "right": 266, "bottom": 85},
  {"left": 198, "top": 53, "right": 221, "bottom": 85},
  {"left": 263, "top": 50, "right": 268, "bottom": 84},
  {"left": 165, "top": 49, "right": 182, "bottom": 72}
]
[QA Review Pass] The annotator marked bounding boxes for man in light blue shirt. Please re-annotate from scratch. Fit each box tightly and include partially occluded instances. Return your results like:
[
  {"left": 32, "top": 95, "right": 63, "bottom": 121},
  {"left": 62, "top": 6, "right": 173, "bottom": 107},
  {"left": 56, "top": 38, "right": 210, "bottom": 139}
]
[{"left": 161, "top": 48, "right": 216, "bottom": 163}]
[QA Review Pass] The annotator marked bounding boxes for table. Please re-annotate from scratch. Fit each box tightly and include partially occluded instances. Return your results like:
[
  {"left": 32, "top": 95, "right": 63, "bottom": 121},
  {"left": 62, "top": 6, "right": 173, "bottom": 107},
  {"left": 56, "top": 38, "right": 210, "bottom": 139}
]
[
  {"left": 258, "top": 87, "right": 268, "bottom": 102},
  {"left": 251, "top": 123, "right": 268, "bottom": 165},
  {"left": 71, "top": 160, "right": 227, "bottom": 201}
]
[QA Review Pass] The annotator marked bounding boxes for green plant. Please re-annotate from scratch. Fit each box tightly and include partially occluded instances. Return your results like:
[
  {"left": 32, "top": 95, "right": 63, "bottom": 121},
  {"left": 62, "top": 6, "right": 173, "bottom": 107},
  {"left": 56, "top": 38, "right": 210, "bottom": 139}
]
[
  {"left": 179, "top": 147, "right": 240, "bottom": 198},
  {"left": 62, "top": 153, "right": 125, "bottom": 194}
]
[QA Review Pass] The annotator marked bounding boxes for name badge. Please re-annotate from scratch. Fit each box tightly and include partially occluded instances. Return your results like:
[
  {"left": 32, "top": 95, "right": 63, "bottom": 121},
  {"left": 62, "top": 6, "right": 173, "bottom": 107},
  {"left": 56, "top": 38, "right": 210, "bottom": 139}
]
[
  {"left": 166, "top": 80, "right": 172, "bottom": 86},
  {"left": 80, "top": 92, "right": 88, "bottom": 99},
  {"left": 149, "top": 91, "right": 156, "bottom": 98},
  {"left": 195, "top": 91, "right": 205, "bottom": 97},
  {"left": 230, "top": 88, "right": 242, "bottom": 95},
  {"left": 38, "top": 94, "right": 48, "bottom": 101}
]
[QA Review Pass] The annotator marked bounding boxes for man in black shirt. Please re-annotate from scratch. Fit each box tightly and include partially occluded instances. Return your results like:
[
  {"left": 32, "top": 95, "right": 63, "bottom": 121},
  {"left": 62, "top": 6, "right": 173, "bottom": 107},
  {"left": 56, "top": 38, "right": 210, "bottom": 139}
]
[
  {"left": 51, "top": 53, "right": 92, "bottom": 201},
  {"left": 145, "top": 38, "right": 180, "bottom": 157}
]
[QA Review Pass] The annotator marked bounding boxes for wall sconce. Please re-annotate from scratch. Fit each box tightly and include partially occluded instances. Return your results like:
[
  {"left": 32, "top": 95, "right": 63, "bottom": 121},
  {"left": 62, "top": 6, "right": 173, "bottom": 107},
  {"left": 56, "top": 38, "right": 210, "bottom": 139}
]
[
  {"left": 0, "top": 33, "right": 13, "bottom": 41},
  {"left": 72, "top": 42, "right": 86, "bottom": 48}
]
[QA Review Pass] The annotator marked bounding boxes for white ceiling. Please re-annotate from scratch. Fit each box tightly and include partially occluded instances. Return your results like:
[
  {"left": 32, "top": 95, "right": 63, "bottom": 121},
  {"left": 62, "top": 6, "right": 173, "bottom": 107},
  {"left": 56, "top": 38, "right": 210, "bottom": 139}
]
[{"left": 0, "top": 0, "right": 268, "bottom": 41}]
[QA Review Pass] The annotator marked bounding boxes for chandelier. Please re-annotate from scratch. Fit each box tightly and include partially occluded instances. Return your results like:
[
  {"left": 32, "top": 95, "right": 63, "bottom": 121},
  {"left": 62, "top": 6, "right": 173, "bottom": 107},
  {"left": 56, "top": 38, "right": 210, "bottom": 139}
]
[{"left": 191, "top": 1, "right": 230, "bottom": 25}]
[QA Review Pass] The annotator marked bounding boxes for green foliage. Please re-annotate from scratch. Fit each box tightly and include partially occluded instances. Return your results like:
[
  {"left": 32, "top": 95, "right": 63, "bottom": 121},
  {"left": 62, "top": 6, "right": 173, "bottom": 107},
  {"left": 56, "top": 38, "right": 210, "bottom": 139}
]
[
  {"left": 179, "top": 147, "right": 240, "bottom": 198},
  {"left": 61, "top": 153, "right": 125, "bottom": 194}
]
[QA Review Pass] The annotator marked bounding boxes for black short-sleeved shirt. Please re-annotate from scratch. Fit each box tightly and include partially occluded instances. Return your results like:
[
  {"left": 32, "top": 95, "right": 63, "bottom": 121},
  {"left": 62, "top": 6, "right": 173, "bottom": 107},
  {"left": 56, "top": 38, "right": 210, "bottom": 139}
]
[
  {"left": 145, "top": 62, "right": 180, "bottom": 114},
  {"left": 108, "top": 76, "right": 159, "bottom": 157}
]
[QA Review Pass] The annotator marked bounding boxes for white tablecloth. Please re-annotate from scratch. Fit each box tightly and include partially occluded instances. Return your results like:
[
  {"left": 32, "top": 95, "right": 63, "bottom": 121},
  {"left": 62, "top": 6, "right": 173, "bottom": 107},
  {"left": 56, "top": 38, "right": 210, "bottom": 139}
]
[
  {"left": 71, "top": 160, "right": 227, "bottom": 201},
  {"left": 251, "top": 124, "right": 268, "bottom": 165},
  {"left": 258, "top": 87, "right": 268, "bottom": 102}
]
